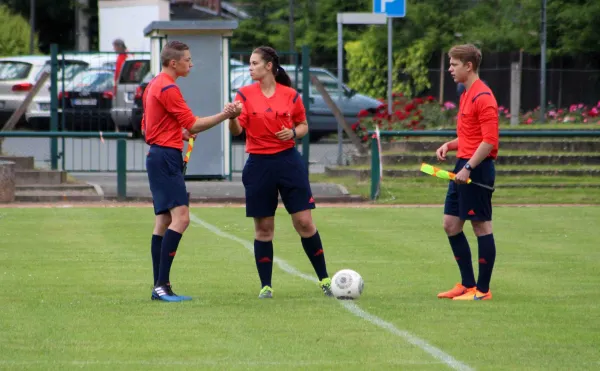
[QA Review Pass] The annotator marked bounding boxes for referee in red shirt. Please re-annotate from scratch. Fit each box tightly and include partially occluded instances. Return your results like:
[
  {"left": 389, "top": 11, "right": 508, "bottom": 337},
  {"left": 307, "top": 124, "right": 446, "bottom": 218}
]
[
  {"left": 228, "top": 46, "right": 333, "bottom": 299},
  {"left": 435, "top": 44, "right": 499, "bottom": 301},
  {"left": 142, "top": 41, "right": 241, "bottom": 302}
]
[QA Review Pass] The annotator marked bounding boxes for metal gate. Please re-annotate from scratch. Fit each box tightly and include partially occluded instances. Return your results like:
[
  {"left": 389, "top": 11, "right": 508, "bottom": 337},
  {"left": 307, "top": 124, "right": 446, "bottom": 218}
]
[{"left": 48, "top": 46, "right": 151, "bottom": 172}]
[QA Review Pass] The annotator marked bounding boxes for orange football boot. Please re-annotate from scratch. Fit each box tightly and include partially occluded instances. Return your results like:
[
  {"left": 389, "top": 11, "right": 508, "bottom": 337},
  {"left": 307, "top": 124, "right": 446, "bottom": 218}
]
[
  {"left": 452, "top": 289, "right": 492, "bottom": 301},
  {"left": 437, "top": 283, "right": 474, "bottom": 299}
]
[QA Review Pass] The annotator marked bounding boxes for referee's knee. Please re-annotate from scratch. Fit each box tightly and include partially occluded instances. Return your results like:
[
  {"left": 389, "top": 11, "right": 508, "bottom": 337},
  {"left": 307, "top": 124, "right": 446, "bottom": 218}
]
[
  {"left": 170, "top": 206, "right": 190, "bottom": 233},
  {"left": 443, "top": 215, "right": 463, "bottom": 236}
]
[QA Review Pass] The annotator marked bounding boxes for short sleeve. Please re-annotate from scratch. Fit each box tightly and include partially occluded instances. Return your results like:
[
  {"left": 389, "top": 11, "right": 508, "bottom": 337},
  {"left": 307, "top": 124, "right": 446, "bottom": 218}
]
[
  {"left": 475, "top": 93, "right": 499, "bottom": 145},
  {"left": 235, "top": 91, "right": 248, "bottom": 128},
  {"left": 291, "top": 91, "right": 306, "bottom": 124},
  {"left": 161, "top": 85, "right": 196, "bottom": 130}
]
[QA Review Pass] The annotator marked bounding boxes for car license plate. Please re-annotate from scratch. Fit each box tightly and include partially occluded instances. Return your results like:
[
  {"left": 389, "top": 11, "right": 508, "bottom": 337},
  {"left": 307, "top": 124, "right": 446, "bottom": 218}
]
[
  {"left": 39, "top": 103, "right": 50, "bottom": 111},
  {"left": 127, "top": 92, "right": 134, "bottom": 100},
  {"left": 72, "top": 99, "right": 97, "bottom": 106},
  {"left": 0, "top": 101, "right": 5, "bottom": 109}
]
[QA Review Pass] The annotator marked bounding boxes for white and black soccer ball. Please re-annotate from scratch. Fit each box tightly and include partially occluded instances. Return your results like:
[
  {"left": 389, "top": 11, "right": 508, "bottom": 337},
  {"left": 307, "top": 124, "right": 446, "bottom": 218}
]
[{"left": 331, "top": 269, "right": 364, "bottom": 300}]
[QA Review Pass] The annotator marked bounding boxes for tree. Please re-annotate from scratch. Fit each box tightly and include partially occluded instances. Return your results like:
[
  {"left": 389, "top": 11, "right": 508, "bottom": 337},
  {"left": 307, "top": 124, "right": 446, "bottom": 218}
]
[
  {"left": 0, "top": 0, "right": 79, "bottom": 53},
  {"left": 0, "top": 4, "right": 38, "bottom": 56},
  {"left": 554, "top": 0, "right": 600, "bottom": 56}
]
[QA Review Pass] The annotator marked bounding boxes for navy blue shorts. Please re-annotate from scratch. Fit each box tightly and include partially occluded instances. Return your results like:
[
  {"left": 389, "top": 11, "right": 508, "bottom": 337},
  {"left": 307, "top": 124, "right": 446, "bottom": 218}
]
[
  {"left": 146, "top": 145, "right": 189, "bottom": 215},
  {"left": 242, "top": 148, "right": 315, "bottom": 218},
  {"left": 444, "top": 158, "right": 495, "bottom": 221}
]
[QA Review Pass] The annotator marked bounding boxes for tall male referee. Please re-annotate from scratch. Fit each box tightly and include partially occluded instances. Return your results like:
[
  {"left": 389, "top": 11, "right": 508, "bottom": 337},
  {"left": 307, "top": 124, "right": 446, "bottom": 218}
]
[
  {"left": 142, "top": 41, "right": 241, "bottom": 302},
  {"left": 435, "top": 44, "right": 499, "bottom": 301}
]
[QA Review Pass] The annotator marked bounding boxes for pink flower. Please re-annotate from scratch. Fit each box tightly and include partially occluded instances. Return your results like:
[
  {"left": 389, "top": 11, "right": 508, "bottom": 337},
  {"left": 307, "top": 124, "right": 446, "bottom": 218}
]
[
  {"left": 548, "top": 110, "right": 557, "bottom": 118},
  {"left": 505, "top": 113, "right": 511, "bottom": 118},
  {"left": 444, "top": 101, "right": 456, "bottom": 110},
  {"left": 584, "top": 119, "right": 588, "bottom": 123},
  {"left": 525, "top": 117, "right": 534, "bottom": 125},
  {"left": 578, "top": 103, "right": 584, "bottom": 109},
  {"left": 570, "top": 104, "right": 578, "bottom": 112},
  {"left": 498, "top": 106, "right": 505, "bottom": 112}
]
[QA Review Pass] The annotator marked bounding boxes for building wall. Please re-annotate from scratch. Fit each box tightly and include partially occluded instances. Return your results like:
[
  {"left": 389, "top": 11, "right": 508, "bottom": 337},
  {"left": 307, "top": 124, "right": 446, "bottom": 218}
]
[{"left": 98, "top": 0, "right": 170, "bottom": 52}]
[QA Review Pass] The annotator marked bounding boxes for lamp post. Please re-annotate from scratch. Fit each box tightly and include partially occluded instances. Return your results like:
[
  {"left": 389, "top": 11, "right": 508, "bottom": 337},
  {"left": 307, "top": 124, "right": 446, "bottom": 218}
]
[{"left": 29, "top": 0, "right": 35, "bottom": 54}]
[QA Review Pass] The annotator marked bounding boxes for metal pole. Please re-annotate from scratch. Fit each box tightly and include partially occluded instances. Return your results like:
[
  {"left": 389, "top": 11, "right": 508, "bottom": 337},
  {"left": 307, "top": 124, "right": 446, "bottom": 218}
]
[
  {"left": 540, "top": 0, "right": 547, "bottom": 123},
  {"left": 387, "top": 18, "right": 393, "bottom": 115},
  {"left": 29, "top": 0, "right": 35, "bottom": 54},
  {"left": 50, "top": 44, "right": 58, "bottom": 170},
  {"left": 301, "top": 45, "right": 311, "bottom": 169},
  {"left": 370, "top": 137, "right": 380, "bottom": 200},
  {"left": 337, "top": 20, "right": 343, "bottom": 166},
  {"left": 289, "top": 0, "right": 295, "bottom": 64},
  {"left": 117, "top": 138, "right": 127, "bottom": 200}
]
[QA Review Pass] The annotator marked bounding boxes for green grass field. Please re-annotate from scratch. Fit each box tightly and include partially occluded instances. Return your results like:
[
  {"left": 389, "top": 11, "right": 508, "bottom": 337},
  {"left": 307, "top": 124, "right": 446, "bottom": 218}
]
[
  {"left": 310, "top": 174, "right": 600, "bottom": 204},
  {"left": 1, "top": 206, "right": 599, "bottom": 370}
]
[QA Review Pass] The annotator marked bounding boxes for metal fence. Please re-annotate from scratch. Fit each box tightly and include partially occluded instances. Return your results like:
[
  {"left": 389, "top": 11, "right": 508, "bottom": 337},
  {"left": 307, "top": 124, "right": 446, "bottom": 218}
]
[
  {"left": 368, "top": 130, "right": 600, "bottom": 200},
  {"left": 46, "top": 47, "right": 151, "bottom": 172}
]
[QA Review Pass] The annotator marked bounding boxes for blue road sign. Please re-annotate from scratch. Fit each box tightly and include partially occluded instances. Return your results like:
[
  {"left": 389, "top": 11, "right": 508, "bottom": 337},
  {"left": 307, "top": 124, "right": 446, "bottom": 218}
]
[{"left": 373, "top": 0, "right": 406, "bottom": 18}]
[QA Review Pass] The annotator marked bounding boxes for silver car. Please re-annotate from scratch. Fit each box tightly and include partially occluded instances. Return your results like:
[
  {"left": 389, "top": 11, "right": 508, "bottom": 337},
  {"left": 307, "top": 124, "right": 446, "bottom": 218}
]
[
  {"left": 111, "top": 58, "right": 151, "bottom": 131},
  {"left": 232, "top": 65, "right": 381, "bottom": 141}
]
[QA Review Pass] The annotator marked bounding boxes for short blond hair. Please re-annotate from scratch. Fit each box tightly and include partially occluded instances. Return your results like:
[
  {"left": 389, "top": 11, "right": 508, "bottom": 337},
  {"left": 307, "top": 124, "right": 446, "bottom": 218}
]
[
  {"left": 448, "top": 44, "right": 482, "bottom": 73},
  {"left": 161, "top": 41, "right": 189, "bottom": 67}
]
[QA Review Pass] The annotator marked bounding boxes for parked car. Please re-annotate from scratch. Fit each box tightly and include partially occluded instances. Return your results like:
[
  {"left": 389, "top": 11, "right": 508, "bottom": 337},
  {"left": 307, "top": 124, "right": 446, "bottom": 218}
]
[
  {"left": 111, "top": 58, "right": 150, "bottom": 132},
  {"left": 23, "top": 53, "right": 120, "bottom": 129},
  {"left": 0, "top": 56, "right": 79, "bottom": 129},
  {"left": 130, "top": 72, "right": 152, "bottom": 137},
  {"left": 232, "top": 65, "right": 381, "bottom": 141},
  {"left": 58, "top": 68, "right": 115, "bottom": 131}
]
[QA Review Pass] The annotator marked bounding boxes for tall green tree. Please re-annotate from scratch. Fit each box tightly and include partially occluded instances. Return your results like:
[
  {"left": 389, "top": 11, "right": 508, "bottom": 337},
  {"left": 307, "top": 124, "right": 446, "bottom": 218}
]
[
  {"left": 554, "top": 0, "right": 600, "bottom": 56},
  {"left": 0, "top": 0, "right": 79, "bottom": 53},
  {"left": 0, "top": 4, "right": 38, "bottom": 56}
]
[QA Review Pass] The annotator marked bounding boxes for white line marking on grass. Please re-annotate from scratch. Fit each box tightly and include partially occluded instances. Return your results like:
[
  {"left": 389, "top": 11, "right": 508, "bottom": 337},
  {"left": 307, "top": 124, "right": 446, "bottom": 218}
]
[
  {"left": 0, "top": 360, "right": 447, "bottom": 366},
  {"left": 190, "top": 213, "right": 474, "bottom": 371}
]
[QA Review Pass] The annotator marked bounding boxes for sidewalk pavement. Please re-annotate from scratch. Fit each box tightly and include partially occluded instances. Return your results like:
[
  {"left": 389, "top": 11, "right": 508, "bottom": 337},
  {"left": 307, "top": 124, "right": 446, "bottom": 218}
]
[{"left": 69, "top": 172, "right": 363, "bottom": 203}]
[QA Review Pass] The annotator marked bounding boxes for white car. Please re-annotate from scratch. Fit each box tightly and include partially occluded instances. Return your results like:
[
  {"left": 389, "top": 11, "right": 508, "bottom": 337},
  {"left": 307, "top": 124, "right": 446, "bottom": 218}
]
[{"left": 0, "top": 56, "right": 56, "bottom": 127}]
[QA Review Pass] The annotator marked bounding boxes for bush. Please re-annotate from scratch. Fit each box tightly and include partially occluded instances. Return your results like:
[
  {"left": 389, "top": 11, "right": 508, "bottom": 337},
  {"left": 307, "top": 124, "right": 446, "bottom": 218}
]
[
  {"left": 351, "top": 96, "right": 600, "bottom": 143},
  {"left": 0, "top": 5, "right": 38, "bottom": 56},
  {"left": 350, "top": 93, "right": 458, "bottom": 142}
]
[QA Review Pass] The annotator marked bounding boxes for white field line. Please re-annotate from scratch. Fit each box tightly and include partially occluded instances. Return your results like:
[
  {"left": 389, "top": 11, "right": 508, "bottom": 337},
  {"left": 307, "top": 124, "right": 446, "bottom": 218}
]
[{"left": 190, "top": 213, "right": 474, "bottom": 371}]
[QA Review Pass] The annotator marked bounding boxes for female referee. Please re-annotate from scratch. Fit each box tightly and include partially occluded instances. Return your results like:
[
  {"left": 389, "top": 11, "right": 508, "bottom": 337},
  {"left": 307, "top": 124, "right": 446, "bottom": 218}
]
[{"left": 228, "top": 46, "right": 333, "bottom": 299}]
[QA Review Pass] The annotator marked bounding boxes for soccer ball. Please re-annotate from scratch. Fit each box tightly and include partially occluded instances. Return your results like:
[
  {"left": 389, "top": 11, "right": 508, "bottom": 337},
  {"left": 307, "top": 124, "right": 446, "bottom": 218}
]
[{"left": 331, "top": 269, "right": 364, "bottom": 300}]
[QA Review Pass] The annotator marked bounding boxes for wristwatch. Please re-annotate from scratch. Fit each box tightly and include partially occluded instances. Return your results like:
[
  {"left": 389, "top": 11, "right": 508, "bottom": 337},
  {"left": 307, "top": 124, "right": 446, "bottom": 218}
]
[
  {"left": 464, "top": 163, "right": 473, "bottom": 171},
  {"left": 292, "top": 127, "right": 297, "bottom": 138}
]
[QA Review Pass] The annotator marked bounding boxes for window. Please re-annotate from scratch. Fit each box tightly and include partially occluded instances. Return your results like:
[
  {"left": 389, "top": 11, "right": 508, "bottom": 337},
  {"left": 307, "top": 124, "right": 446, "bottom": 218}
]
[
  {"left": 65, "top": 70, "right": 114, "bottom": 92},
  {"left": 0, "top": 62, "right": 32, "bottom": 80},
  {"left": 36, "top": 60, "right": 89, "bottom": 81},
  {"left": 234, "top": 69, "right": 347, "bottom": 95},
  {"left": 119, "top": 60, "right": 150, "bottom": 84},
  {"left": 293, "top": 70, "right": 346, "bottom": 95}
]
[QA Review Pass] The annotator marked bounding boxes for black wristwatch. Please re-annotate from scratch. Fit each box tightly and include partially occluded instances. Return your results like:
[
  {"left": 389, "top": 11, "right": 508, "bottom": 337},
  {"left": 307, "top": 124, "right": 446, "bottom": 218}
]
[
  {"left": 292, "top": 127, "right": 297, "bottom": 138},
  {"left": 464, "top": 163, "right": 473, "bottom": 171}
]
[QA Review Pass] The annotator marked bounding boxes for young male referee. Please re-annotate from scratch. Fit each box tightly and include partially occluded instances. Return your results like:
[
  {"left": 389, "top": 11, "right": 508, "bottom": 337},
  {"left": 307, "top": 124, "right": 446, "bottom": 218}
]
[
  {"left": 435, "top": 44, "right": 499, "bottom": 301},
  {"left": 142, "top": 41, "right": 242, "bottom": 302}
]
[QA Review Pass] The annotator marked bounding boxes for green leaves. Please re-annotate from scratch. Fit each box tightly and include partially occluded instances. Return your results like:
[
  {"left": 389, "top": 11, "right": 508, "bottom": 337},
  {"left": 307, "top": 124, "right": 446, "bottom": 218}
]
[{"left": 0, "top": 5, "right": 38, "bottom": 56}]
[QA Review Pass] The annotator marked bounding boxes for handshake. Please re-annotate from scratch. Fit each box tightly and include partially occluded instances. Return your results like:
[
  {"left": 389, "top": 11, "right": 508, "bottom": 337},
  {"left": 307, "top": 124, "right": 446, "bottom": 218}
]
[{"left": 223, "top": 101, "right": 243, "bottom": 119}]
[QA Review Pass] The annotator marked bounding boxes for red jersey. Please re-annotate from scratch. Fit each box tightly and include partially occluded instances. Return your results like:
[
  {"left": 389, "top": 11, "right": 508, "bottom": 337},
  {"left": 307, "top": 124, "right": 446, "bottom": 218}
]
[
  {"left": 235, "top": 82, "right": 307, "bottom": 154},
  {"left": 142, "top": 73, "right": 196, "bottom": 151},
  {"left": 114, "top": 52, "right": 128, "bottom": 84},
  {"left": 456, "top": 79, "right": 499, "bottom": 159}
]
